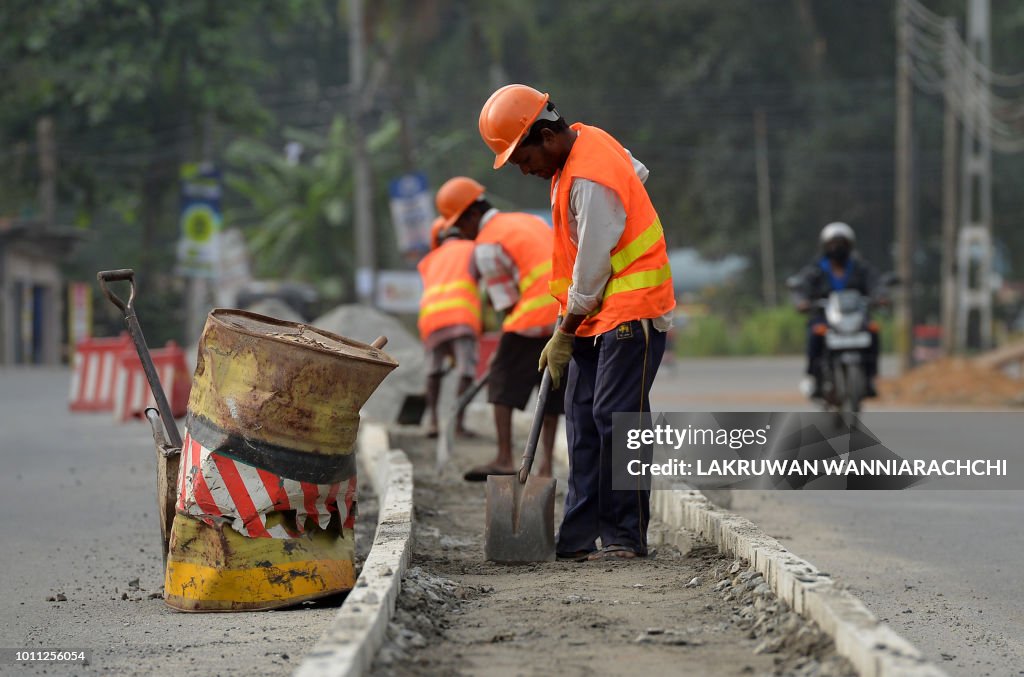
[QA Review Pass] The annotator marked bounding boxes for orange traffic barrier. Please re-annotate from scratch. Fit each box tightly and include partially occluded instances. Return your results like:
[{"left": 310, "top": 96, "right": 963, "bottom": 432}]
[
  {"left": 112, "top": 341, "right": 191, "bottom": 422},
  {"left": 69, "top": 333, "right": 132, "bottom": 412}
]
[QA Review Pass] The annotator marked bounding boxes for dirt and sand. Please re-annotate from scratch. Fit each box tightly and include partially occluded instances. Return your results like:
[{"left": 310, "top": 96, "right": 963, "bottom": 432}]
[
  {"left": 877, "top": 357, "right": 1024, "bottom": 407},
  {"left": 369, "top": 429, "right": 855, "bottom": 677}
]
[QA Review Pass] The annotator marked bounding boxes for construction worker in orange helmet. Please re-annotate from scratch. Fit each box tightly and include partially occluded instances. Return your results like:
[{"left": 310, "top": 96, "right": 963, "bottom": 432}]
[
  {"left": 429, "top": 216, "right": 446, "bottom": 251},
  {"left": 417, "top": 220, "right": 482, "bottom": 439},
  {"left": 479, "top": 84, "right": 675, "bottom": 562},
  {"left": 435, "top": 176, "right": 564, "bottom": 482},
  {"left": 436, "top": 177, "right": 485, "bottom": 230}
]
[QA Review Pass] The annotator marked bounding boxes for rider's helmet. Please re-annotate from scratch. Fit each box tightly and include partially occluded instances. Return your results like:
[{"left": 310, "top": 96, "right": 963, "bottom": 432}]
[{"left": 820, "top": 222, "right": 855, "bottom": 262}]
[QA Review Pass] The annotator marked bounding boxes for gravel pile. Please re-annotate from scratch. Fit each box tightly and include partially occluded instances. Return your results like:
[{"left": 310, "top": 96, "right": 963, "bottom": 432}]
[
  {"left": 240, "top": 298, "right": 305, "bottom": 324},
  {"left": 711, "top": 559, "right": 856, "bottom": 677},
  {"left": 313, "top": 304, "right": 424, "bottom": 424}
]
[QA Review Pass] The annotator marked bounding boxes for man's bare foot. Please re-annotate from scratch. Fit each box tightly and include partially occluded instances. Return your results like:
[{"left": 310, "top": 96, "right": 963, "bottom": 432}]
[
  {"left": 455, "top": 427, "right": 479, "bottom": 439},
  {"left": 535, "top": 463, "right": 552, "bottom": 478},
  {"left": 463, "top": 461, "right": 517, "bottom": 482}
]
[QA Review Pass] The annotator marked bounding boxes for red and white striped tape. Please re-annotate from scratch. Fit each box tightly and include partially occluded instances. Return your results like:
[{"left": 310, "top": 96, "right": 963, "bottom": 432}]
[{"left": 177, "top": 430, "right": 356, "bottom": 539}]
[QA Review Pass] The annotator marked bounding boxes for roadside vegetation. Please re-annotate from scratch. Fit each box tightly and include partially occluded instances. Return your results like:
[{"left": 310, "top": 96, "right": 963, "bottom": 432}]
[{"left": 673, "top": 304, "right": 896, "bottom": 357}]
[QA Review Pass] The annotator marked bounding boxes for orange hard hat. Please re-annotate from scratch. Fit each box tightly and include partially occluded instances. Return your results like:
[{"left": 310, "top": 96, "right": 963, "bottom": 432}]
[
  {"left": 478, "top": 84, "right": 550, "bottom": 169},
  {"left": 429, "top": 216, "right": 446, "bottom": 250},
  {"left": 436, "top": 176, "right": 485, "bottom": 228}
]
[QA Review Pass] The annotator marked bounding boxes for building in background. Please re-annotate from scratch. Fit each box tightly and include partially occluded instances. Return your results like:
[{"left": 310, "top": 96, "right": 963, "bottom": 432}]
[{"left": 0, "top": 218, "right": 83, "bottom": 365}]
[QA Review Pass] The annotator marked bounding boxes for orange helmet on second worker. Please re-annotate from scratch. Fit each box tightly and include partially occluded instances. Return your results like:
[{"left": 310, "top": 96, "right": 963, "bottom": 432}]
[
  {"left": 478, "top": 84, "right": 550, "bottom": 169},
  {"left": 436, "top": 176, "right": 485, "bottom": 228},
  {"left": 429, "top": 216, "right": 446, "bottom": 250}
]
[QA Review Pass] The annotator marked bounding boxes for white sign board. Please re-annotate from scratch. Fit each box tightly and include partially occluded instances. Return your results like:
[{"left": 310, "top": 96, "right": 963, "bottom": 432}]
[{"left": 375, "top": 270, "right": 424, "bottom": 314}]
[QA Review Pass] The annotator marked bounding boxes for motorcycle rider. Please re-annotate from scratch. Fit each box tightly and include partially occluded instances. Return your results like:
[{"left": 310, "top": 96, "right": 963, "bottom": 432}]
[{"left": 793, "top": 222, "right": 880, "bottom": 398}]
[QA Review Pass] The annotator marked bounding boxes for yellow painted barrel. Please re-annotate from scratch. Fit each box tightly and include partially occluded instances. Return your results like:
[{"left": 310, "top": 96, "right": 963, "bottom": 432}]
[{"left": 164, "top": 309, "right": 397, "bottom": 611}]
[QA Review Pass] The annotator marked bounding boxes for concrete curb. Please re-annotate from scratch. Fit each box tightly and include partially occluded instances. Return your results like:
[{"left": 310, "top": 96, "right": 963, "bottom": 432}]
[
  {"left": 470, "top": 400, "right": 945, "bottom": 675},
  {"left": 651, "top": 490, "right": 947, "bottom": 677},
  {"left": 295, "top": 423, "right": 414, "bottom": 677}
]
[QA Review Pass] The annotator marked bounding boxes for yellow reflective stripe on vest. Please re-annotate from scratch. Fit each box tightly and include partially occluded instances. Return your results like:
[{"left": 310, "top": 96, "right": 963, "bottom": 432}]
[
  {"left": 518, "top": 260, "right": 552, "bottom": 295},
  {"left": 603, "top": 261, "right": 672, "bottom": 299},
  {"left": 419, "top": 297, "right": 481, "bottom": 320},
  {"left": 422, "top": 279, "right": 477, "bottom": 302},
  {"left": 549, "top": 277, "right": 570, "bottom": 297},
  {"left": 549, "top": 216, "right": 667, "bottom": 302},
  {"left": 504, "top": 294, "right": 559, "bottom": 326},
  {"left": 609, "top": 217, "right": 663, "bottom": 274},
  {"left": 551, "top": 262, "right": 670, "bottom": 303}
]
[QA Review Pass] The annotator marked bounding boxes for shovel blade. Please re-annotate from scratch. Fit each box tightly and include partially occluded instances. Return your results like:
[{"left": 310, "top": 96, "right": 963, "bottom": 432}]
[
  {"left": 484, "top": 475, "right": 556, "bottom": 563},
  {"left": 396, "top": 394, "right": 426, "bottom": 425}
]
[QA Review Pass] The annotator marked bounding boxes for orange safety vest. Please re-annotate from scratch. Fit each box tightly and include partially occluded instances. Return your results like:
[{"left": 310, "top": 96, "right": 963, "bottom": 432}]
[
  {"left": 475, "top": 212, "right": 559, "bottom": 333},
  {"left": 549, "top": 123, "right": 675, "bottom": 337},
  {"left": 417, "top": 239, "right": 482, "bottom": 341}
]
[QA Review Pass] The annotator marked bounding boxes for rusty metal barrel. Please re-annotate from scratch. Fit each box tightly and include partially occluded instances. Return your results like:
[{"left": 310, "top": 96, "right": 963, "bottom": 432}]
[{"left": 164, "top": 309, "right": 397, "bottom": 611}]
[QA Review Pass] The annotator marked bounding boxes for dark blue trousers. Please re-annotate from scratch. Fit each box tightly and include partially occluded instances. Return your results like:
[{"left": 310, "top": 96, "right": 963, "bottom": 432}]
[{"left": 556, "top": 319, "right": 666, "bottom": 556}]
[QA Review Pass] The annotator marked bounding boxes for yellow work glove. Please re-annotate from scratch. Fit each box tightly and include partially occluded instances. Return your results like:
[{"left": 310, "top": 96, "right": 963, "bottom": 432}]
[{"left": 538, "top": 329, "right": 575, "bottom": 389}]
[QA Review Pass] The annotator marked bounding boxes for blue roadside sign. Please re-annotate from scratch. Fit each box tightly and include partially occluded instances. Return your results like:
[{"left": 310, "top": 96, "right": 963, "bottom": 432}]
[
  {"left": 176, "top": 162, "right": 223, "bottom": 277},
  {"left": 388, "top": 172, "right": 434, "bottom": 258}
]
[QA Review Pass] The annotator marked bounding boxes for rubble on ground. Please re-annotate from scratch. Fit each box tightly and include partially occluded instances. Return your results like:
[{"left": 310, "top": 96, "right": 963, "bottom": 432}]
[
  {"left": 373, "top": 567, "right": 483, "bottom": 672},
  {"left": 709, "top": 558, "right": 856, "bottom": 677},
  {"left": 879, "top": 357, "right": 1024, "bottom": 407},
  {"left": 353, "top": 478, "right": 379, "bottom": 570}
]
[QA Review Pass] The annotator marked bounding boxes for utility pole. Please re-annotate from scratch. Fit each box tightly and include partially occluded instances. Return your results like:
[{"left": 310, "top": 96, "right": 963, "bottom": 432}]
[
  {"left": 185, "top": 113, "right": 217, "bottom": 343},
  {"left": 956, "top": 0, "right": 993, "bottom": 351},
  {"left": 37, "top": 116, "right": 57, "bottom": 228},
  {"left": 895, "top": 0, "right": 915, "bottom": 372},
  {"left": 753, "top": 108, "right": 777, "bottom": 307},
  {"left": 348, "top": 0, "right": 376, "bottom": 305},
  {"left": 940, "top": 18, "right": 959, "bottom": 355}
]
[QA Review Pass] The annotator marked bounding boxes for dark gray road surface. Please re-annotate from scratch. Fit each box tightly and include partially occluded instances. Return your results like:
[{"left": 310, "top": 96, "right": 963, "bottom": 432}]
[
  {"left": 653, "top": 356, "right": 1024, "bottom": 676},
  {"left": 0, "top": 368, "right": 337, "bottom": 676}
]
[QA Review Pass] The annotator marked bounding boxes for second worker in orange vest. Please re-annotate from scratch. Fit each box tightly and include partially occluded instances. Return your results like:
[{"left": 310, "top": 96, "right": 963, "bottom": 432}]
[
  {"left": 480, "top": 84, "right": 676, "bottom": 562},
  {"left": 435, "top": 176, "right": 565, "bottom": 481},
  {"left": 417, "top": 220, "right": 482, "bottom": 439}
]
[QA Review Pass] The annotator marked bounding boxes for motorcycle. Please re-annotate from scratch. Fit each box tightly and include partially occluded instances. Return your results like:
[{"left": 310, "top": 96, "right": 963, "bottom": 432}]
[{"left": 788, "top": 273, "right": 897, "bottom": 414}]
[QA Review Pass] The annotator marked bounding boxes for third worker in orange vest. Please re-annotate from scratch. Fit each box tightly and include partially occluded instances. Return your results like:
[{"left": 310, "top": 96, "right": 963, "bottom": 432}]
[
  {"left": 435, "top": 176, "right": 565, "bottom": 481},
  {"left": 479, "top": 84, "right": 675, "bottom": 562},
  {"left": 417, "top": 218, "right": 482, "bottom": 439}
]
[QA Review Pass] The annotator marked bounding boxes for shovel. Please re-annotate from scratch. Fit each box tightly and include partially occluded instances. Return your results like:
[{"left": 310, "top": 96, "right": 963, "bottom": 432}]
[
  {"left": 98, "top": 269, "right": 182, "bottom": 560},
  {"left": 435, "top": 369, "right": 490, "bottom": 473},
  {"left": 484, "top": 367, "right": 557, "bottom": 563}
]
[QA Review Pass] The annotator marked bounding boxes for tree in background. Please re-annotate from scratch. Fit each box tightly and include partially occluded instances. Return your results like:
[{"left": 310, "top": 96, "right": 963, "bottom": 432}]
[
  {"left": 4, "top": 0, "right": 1024, "bottom": 344},
  {"left": 225, "top": 116, "right": 399, "bottom": 301},
  {"left": 0, "top": 0, "right": 309, "bottom": 340}
]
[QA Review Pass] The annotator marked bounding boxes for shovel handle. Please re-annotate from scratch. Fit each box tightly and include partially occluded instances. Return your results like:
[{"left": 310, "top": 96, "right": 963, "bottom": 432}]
[
  {"left": 518, "top": 318, "right": 563, "bottom": 483},
  {"left": 518, "top": 366, "right": 552, "bottom": 484},
  {"left": 97, "top": 268, "right": 183, "bottom": 450},
  {"left": 97, "top": 269, "right": 136, "bottom": 314}
]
